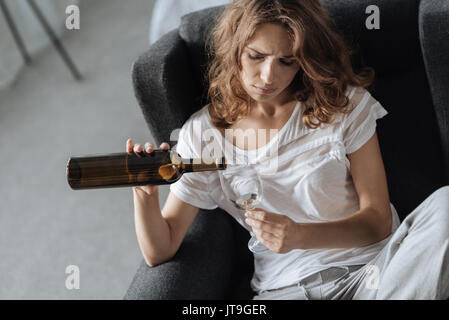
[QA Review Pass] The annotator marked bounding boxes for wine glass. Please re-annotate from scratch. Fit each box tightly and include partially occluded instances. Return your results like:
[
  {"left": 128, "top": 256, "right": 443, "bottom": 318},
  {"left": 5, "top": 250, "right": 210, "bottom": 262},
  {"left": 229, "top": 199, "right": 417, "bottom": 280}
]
[{"left": 218, "top": 164, "right": 269, "bottom": 253}]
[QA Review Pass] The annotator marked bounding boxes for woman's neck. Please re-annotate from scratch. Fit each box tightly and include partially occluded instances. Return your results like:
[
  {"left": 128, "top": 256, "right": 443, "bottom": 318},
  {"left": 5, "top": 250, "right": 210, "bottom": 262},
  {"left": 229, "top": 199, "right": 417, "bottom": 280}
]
[{"left": 250, "top": 96, "right": 297, "bottom": 120}]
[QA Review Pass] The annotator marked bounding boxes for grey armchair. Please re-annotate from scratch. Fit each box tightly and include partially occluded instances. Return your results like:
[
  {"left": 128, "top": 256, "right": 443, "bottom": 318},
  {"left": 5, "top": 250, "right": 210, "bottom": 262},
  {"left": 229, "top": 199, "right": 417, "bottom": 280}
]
[{"left": 124, "top": 0, "right": 449, "bottom": 300}]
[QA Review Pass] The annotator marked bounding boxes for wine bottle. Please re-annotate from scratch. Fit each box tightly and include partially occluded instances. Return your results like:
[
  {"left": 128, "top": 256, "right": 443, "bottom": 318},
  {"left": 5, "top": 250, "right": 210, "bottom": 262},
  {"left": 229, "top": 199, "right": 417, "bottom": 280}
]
[{"left": 67, "top": 149, "right": 226, "bottom": 190}]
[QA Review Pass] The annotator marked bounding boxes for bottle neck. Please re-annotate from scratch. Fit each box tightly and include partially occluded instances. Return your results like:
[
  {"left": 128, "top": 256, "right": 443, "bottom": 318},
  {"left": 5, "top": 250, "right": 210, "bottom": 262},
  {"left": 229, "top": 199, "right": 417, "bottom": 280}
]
[{"left": 180, "top": 157, "right": 226, "bottom": 172}]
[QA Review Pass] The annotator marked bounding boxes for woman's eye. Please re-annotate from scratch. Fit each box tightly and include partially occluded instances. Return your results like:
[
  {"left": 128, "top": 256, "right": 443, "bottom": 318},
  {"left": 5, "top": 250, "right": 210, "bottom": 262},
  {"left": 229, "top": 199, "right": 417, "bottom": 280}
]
[
  {"left": 248, "top": 54, "right": 295, "bottom": 66},
  {"left": 280, "top": 60, "right": 294, "bottom": 66},
  {"left": 248, "top": 54, "right": 262, "bottom": 60}
]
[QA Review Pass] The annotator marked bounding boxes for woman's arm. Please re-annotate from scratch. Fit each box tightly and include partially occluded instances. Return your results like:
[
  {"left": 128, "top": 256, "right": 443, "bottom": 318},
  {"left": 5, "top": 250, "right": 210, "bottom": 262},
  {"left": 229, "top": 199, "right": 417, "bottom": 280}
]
[
  {"left": 128, "top": 139, "right": 200, "bottom": 266},
  {"left": 245, "top": 132, "right": 393, "bottom": 252},
  {"left": 134, "top": 189, "right": 199, "bottom": 266},
  {"left": 128, "top": 139, "right": 177, "bottom": 266}
]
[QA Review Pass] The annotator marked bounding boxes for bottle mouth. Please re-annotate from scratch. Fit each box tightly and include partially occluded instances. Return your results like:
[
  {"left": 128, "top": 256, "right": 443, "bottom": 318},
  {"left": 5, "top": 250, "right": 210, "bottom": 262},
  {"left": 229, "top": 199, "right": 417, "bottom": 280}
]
[{"left": 66, "top": 158, "right": 81, "bottom": 189}]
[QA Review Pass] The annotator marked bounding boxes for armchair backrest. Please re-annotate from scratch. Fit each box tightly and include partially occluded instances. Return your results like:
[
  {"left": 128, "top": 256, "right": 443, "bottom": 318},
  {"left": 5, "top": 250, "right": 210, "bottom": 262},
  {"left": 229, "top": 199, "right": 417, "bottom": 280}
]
[{"left": 132, "top": 0, "right": 449, "bottom": 220}]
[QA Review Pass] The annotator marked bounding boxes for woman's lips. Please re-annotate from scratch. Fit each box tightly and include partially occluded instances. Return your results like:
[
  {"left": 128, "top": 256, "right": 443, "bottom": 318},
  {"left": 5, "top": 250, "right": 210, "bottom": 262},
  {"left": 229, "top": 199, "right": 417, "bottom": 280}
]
[{"left": 253, "top": 86, "right": 277, "bottom": 94}]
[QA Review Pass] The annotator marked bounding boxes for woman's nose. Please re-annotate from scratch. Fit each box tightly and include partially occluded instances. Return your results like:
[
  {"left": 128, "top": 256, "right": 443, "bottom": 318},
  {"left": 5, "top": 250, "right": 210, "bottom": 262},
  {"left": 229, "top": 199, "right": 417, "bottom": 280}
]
[{"left": 260, "top": 60, "right": 275, "bottom": 84}]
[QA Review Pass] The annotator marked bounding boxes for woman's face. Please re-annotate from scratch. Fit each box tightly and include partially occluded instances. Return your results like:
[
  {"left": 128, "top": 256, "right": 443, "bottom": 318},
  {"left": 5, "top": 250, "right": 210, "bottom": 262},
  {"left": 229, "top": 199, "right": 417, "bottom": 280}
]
[{"left": 240, "top": 23, "right": 300, "bottom": 105}]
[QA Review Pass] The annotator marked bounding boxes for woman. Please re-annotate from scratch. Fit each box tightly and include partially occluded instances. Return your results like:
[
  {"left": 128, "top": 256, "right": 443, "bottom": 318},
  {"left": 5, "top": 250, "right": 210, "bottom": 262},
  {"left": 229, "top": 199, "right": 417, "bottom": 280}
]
[{"left": 127, "top": 0, "right": 449, "bottom": 299}]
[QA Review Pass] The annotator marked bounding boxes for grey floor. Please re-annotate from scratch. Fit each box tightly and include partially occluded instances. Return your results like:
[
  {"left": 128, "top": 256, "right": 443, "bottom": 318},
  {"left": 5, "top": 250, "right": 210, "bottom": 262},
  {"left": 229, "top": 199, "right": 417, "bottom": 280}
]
[{"left": 0, "top": 0, "right": 173, "bottom": 299}]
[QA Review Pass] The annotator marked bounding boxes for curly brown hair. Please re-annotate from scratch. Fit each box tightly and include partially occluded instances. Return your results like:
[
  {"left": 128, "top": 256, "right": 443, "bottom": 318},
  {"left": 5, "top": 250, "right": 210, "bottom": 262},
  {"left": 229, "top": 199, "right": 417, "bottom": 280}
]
[{"left": 206, "top": 0, "right": 374, "bottom": 130}]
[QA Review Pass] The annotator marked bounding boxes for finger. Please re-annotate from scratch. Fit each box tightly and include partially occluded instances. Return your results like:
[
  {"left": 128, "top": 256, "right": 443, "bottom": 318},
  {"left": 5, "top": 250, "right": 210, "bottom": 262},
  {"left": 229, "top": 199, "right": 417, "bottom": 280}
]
[
  {"left": 245, "top": 218, "right": 283, "bottom": 238},
  {"left": 253, "top": 229, "right": 278, "bottom": 249},
  {"left": 160, "top": 142, "right": 170, "bottom": 150},
  {"left": 134, "top": 144, "right": 145, "bottom": 158},
  {"left": 245, "top": 209, "right": 282, "bottom": 224},
  {"left": 144, "top": 142, "right": 154, "bottom": 153},
  {"left": 253, "top": 231, "right": 284, "bottom": 253},
  {"left": 252, "top": 227, "right": 282, "bottom": 241},
  {"left": 127, "top": 138, "right": 134, "bottom": 154}
]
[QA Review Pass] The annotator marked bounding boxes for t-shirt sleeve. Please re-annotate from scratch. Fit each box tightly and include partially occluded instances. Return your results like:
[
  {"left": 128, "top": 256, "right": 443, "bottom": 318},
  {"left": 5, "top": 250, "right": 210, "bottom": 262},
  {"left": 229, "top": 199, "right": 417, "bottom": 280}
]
[
  {"left": 169, "top": 121, "right": 218, "bottom": 210},
  {"left": 341, "top": 87, "right": 389, "bottom": 154}
]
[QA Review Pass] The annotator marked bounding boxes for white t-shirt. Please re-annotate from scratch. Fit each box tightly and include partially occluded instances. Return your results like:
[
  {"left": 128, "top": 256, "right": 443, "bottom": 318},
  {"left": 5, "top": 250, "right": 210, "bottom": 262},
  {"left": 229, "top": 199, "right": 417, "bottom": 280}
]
[{"left": 170, "top": 86, "right": 401, "bottom": 293}]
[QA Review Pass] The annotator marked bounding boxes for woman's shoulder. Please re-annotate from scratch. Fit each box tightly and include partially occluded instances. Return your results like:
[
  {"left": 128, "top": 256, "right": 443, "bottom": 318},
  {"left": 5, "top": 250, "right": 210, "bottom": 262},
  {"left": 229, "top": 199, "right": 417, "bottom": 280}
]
[
  {"left": 331, "top": 85, "right": 378, "bottom": 122},
  {"left": 346, "top": 85, "right": 373, "bottom": 107},
  {"left": 344, "top": 85, "right": 385, "bottom": 118},
  {"left": 307, "top": 86, "right": 373, "bottom": 130},
  {"left": 339, "top": 85, "right": 388, "bottom": 133}
]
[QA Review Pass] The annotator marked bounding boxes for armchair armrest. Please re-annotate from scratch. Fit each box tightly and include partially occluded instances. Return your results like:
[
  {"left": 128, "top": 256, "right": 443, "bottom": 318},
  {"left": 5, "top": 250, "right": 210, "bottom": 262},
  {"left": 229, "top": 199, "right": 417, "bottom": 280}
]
[{"left": 124, "top": 209, "right": 242, "bottom": 299}]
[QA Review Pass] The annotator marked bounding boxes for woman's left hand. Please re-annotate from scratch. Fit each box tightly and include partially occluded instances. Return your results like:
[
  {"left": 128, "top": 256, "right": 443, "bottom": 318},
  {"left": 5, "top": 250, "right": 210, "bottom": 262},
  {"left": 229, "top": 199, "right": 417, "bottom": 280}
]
[{"left": 245, "top": 208, "right": 305, "bottom": 253}]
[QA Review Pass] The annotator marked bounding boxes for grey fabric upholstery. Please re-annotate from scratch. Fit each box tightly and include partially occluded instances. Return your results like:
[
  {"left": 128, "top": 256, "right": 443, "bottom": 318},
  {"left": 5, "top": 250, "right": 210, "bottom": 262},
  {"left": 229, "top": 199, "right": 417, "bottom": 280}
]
[
  {"left": 419, "top": 0, "right": 449, "bottom": 183},
  {"left": 124, "top": 209, "right": 254, "bottom": 299},
  {"left": 125, "top": 0, "right": 449, "bottom": 299}
]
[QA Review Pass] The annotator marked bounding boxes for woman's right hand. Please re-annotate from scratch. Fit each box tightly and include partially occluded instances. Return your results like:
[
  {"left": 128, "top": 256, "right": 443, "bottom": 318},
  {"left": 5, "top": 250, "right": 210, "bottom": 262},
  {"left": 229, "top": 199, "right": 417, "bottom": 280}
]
[{"left": 126, "top": 138, "right": 171, "bottom": 196}]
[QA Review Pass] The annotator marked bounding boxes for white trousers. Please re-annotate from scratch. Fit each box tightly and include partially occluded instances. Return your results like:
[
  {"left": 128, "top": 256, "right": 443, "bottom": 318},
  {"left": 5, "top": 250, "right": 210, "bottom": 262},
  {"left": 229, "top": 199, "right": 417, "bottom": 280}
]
[{"left": 253, "top": 186, "right": 449, "bottom": 300}]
